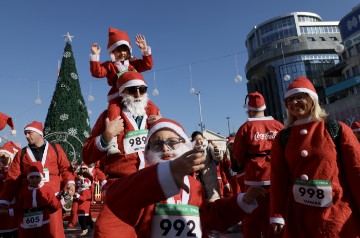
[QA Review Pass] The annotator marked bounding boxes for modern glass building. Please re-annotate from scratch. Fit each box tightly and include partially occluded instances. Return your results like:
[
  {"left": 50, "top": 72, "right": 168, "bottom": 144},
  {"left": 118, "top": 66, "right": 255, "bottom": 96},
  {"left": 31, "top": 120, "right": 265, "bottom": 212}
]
[
  {"left": 323, "top": 4, "right": 360, "bottom": 125},
  {"left": 245, "top": 12, "right": 341, "bottom": 123}
]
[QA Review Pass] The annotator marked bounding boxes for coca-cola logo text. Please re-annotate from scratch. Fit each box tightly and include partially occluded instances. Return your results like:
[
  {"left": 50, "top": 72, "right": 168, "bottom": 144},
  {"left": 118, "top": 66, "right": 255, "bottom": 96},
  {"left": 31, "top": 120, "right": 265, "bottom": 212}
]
[{"left": 254, "top": 131, "right": 278, "bottom": 141}]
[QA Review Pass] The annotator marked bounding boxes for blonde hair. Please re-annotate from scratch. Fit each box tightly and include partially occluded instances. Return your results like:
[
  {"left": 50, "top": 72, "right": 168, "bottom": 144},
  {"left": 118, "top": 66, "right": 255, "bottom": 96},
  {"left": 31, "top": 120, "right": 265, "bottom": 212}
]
[{"left": 285, "top": 94, "right": 327, "bottom": 127}]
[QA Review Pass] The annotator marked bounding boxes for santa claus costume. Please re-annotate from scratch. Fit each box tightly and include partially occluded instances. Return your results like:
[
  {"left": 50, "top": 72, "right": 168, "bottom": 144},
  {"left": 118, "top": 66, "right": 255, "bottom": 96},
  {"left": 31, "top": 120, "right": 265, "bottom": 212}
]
[
  {"left": 75, "top": 178, "right": 92, "bottom": 236},
  {"left": 0, "top": 121, "right": 75, "bottom": 238},
  {"left": 233, "top": 91, "right": 284, "bottom": 238},
  {"left": 90, "top": 28, "right": 153, "bottom": 151},
  {"left": 105, "top": 118, "right": 259, "bottom": 238},
  {"left": 0, "top": 142, "right": 20, "bottom": 237},
  {"left": 270, "top": 76, "right": 360, "bottom": 237},
  {"left": 82, "top": 71, "right": 160, "bottom": 237},
  {"left": 16, "top": 162, "right": 62, "bottom": 238}
]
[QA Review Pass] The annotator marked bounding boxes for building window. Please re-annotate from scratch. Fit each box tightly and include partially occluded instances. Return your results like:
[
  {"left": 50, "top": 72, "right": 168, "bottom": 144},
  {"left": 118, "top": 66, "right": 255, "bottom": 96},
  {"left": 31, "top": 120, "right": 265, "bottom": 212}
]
[
  {"left": 352, "top": 65, "right": 360, "bottom": 76},
  {"left": 349, "top": 47, "right": 356, "bottom": 57},
  {"left": 329, "top": 37, "right": 338, "bottom": 41},
  {"left": 290, "top": 39, "right": 299, "bottom": 44},
  {"left": 307, "top": 37, "right": 316, "bottom": 42},
  {"left": 319, "top": 37, "right": 326, "bottom": 41}
]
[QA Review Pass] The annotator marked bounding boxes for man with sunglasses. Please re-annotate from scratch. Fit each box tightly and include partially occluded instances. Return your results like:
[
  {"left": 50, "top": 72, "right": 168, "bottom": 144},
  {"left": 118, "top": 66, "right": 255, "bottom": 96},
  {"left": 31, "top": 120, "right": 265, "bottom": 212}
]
[
  {"left": 105, "top": 118, "right": 266, "bottom": 237},
  {"left": 233, "top": 91, "right": 284, "bottom": 238},
  {"left": 82, "top": 70, "right": 161, "bottom": 237}
]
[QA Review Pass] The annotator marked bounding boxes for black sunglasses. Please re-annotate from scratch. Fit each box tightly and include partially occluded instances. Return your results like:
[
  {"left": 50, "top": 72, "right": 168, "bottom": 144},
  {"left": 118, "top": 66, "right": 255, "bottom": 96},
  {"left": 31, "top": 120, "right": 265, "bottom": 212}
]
[{"left": 127, "top": 86, "right": 148, "bottom": 95}]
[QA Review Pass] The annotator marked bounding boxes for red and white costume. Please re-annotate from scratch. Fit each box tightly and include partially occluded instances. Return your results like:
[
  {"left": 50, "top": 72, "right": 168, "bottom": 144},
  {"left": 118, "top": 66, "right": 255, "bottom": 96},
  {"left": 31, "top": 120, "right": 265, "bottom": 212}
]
[
  {"left": 0, "top": 140, "right": 75, "bottom": 238},
  {"left": 90, "top": 27, "right": 153, "bottom": 121},
  {"left": 233, "top": 92, "right": 284, "bottom": 238},
  {"left": 106, "top": 161, "right": 258, "bottom": 238},
  {"left": 17, "top": 183, "right": 62, "bottom": 238},
  {"left": 270, "top": 119, "right": 360, "bottom": 237},
  {"left": 16, "top": 161, "right": 62, "bottom": 238},
  {"left": 82, "top": 104, "right": 160, "bottom": 237}
]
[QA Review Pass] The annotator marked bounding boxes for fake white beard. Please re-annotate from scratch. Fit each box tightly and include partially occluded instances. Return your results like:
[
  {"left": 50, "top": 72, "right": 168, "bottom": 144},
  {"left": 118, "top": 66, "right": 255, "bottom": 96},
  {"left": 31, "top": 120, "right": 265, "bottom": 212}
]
[
  {"left": 145, "top": 143, "right": 192, "bottom": 166},
  {"left": 120, "top": 93, "right": 149, "bottom": 118}
]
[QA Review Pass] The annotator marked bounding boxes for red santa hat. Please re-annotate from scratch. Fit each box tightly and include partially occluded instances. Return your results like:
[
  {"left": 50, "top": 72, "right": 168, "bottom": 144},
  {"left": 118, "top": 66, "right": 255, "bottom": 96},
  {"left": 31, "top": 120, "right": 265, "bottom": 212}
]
[
  {"left": 243, "top": 91, "right": 266, "bottom": 111},
  {"left": 80, "top": 163, "right": 89, "bottom": 170},
  {"left": 146, "top": 118, "right": 191, "bottom": 146},
  {"left": 81, "top": 178, "right": 91, "bottom": 188},
  {"left": 351, "top": 121, "right": 360, "bottom": 133},
  {"left": 0, "top": 112, "right": 16, "bottom": 136},
  {"left": 24, "top": 121, "right": 43, "bottom": 136},
  {"left": 27, "top": 161, "right": 44, "bottom": 179},
  {"left": 285, "top": 76, "right": 318, "bottom": 100},
  {"left": 226, "top": 136, "right": 234, "bottom": 147},
  {"left": 107, "top": 27, "right": 132, "bottom": 54},
  {"left": 0, "top": 141, "right": 17, "bottom": 160},
  {"left": 116, "top": 71, "right": 147, "bottom": 94}
]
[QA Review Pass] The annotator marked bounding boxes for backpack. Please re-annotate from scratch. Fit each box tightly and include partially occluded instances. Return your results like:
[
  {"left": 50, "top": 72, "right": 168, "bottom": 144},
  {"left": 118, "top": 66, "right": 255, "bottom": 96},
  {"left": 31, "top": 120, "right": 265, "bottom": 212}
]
[{"left": 279, "top": 119, "right": 341, "bottom": 151}]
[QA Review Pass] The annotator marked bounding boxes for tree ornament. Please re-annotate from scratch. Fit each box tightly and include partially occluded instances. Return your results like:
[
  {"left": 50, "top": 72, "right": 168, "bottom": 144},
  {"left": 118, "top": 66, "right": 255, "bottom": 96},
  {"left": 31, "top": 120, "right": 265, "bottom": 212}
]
[
  {"left": 189, "top": 87, "right": 196, "bottom": 94},
  {"left": 335, "top": 43, "right": 344, "bottom": 53},
  {"left": 234, "top": 74, "right": 242, "bottom": 83},
  {"left": 283, "top": 74, "right": 291, "bottom": 81},
  {"left": 152, "top": 88, "right": 159, "bottom": 96}
]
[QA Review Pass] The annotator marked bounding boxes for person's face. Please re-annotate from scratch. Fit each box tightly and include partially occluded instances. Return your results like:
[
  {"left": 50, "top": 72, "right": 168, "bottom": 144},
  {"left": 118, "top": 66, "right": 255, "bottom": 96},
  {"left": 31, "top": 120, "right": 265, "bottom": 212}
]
[
  {"left": 0, "top": 152, "right": 11, "bottom": 167},
  {"left": 148, "top": 129, "right": 185, "bottom": 161},
  {"left": 193, "top": 134, "right": 204, "bottom": 146},
  {"left": 28, "top": 175, "right": 42, "bottom": 187},
  {"left": 113, "top": 45, "right": 130, "bottom": 61},
  {"left": 285, "top": 93, "right": 313, "bottom": 120},
  {"left": 24, "top": 130, "right": 43, "bottom": 146}
]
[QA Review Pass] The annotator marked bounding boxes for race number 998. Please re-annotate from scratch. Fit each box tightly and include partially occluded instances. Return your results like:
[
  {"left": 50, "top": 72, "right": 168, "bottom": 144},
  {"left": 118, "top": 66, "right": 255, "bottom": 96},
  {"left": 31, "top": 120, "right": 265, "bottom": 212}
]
[{"left": 298, "top": 187, "right": 325, "bottom": 199}]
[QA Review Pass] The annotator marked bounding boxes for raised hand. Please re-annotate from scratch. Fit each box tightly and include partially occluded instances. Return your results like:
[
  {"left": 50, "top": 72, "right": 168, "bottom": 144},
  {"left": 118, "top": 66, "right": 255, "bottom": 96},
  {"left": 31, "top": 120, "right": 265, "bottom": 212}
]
[
  {"left": 135, "top": 34, "right": 148, "bottom": 51},
  {"left": 91, "top": 43, "right": 101, "bottom": 55}
]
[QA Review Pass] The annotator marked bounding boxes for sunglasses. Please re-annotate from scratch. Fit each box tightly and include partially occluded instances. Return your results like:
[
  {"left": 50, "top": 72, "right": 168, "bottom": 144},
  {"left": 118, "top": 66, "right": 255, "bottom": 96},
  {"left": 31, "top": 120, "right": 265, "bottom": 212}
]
[
  {"left": 126, "top": 86, "right": 148, "bottom": 95},
  {"left": 285, "top": 93, "right": 307, "bottom": 105}
]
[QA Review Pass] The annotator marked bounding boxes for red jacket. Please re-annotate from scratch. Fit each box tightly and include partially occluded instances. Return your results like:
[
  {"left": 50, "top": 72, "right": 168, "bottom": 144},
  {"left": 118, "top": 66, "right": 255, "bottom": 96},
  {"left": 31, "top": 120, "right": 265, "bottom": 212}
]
[
  {"left": 76, "top": 188, "right": 91, "bottom": 216},
  {"left": 82, "top": 103, "right": 160, "bottom": 178},
  {"left": 0, "top": 142, "right": 75, "bottom": 204},
  {"left": 233, "top": 117, "right": 284, "bottom": 185},
  {"left": 106, "top": 163, "right": 256, "bottom": 238}
]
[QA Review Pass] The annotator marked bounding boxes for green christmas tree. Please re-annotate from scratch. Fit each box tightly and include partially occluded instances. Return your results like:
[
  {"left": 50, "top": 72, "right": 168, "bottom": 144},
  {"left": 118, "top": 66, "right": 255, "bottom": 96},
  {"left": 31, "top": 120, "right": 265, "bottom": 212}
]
[{"left": 44, "top": 33, "right": 91, "bottom": 165}]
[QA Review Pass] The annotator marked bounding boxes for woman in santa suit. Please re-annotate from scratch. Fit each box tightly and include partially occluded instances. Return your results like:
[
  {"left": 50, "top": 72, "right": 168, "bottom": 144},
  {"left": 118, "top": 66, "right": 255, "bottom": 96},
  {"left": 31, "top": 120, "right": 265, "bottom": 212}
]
[
  {"left": 105, "top": 118, "right": 266, "bottom": 238},
  {"left": 270, "top": 76, "right": 360, "bottom": 237}
]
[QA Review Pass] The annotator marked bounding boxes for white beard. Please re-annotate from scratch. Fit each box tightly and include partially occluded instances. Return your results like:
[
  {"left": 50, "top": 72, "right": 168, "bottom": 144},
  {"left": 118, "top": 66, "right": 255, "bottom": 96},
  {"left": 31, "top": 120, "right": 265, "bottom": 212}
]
[
  {"left": 146, "top": 143, "right": 192, "bottom": 166},
  {"left": 120, "top": 93, "right": 149, "bottom": 118}
]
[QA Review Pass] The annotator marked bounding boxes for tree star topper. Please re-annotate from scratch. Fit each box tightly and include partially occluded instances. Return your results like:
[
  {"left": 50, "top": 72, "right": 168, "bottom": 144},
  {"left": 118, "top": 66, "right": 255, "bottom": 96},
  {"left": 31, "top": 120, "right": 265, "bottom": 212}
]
[{"left": 63, "top": 32, "right": 74, "bottom": 42}]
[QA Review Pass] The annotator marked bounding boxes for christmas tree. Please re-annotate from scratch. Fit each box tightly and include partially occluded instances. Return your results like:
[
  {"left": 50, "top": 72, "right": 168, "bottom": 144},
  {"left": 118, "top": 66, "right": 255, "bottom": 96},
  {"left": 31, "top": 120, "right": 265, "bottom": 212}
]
[{"left": 44, "top": 33, "right": 91, "bottom": 165}]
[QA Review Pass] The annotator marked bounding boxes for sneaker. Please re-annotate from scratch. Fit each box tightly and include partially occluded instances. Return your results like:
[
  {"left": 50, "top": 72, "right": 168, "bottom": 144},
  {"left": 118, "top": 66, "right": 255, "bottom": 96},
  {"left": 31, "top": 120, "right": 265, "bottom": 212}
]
[
  {"left": 79, "top": 229, "right": 88, "bottom": 237},
  {"left": 107, "top": 137, "right": 120, "bottom": 156}
]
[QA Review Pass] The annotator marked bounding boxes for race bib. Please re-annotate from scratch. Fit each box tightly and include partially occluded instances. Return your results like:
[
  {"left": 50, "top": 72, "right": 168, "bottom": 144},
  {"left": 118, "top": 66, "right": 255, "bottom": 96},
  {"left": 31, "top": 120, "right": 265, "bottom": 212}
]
[
  {"left": 42, "top": 168, "right": 49, "bottom": 183},
  {"left": 123, "top": 129, "right": 148, "bottom": 154},
  {"left": 22, "top": 211, "right": 44, "bottom": 229},
  {"left": 151, "top": 203, "right": 202, "bottom": 238},
  {"left": 293, "top": 179, "right": 333, "bottom": 207}
]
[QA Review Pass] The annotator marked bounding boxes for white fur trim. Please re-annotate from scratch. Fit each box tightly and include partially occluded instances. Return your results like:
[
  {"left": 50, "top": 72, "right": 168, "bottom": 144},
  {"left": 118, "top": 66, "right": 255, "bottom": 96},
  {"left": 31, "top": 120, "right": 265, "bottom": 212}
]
[
  {"left": 95, "top": 136, "right": 107, "bottom": 152},
  {"left": 107, "top": 92, "right": 120, "bottom": 102},
  {"left": 247, "top": 105, "right": 266, "bottom": 111},
  {"left": 353, "top": 128, "right": 360, "bottom": 132},
  {"left": 107, "top": 40, "right": 131, "bottom": 54},
  {"left": 248, "top": 116, "right": 274, "bottom": 121},
  {"left": 90, "top": 54, "right": 100, "bottom": 62},
  {"left": 237, "top": 193, "right": 258, "bottom": 213},
  {"left": 67, "top": 181, "right": 76, "bottom": 186},
  {"left": 141, "top": 46, "right": 151, "bottom": 56},
  {"left": 0, "top": 200, "right": 10, "bottom": 206},
  {"left": 244, "top": 180, "right": 271, "bottom": 186},
  {"left": 10, "top": 130, "right": 16, "bottom": 135},
  {"left": 101, "top": 180, "right": 107, "bottom": 188},
  {"left": 146, "top": 121, "right": 191, "bottom": 145},
  {"left": 270, "top": 217, "right": 285, "bottom": 225},
  {"left": 27, "top": 172, "right": 43, "bottom": 179},
  {"left": 24, "top": 126, "right": 43, "bottom": 136},
  {"left": 118, "top": 79, "right": 147, "bottom": 94},
  {"left": 285, "top": 88, "right": 318, "bottom": 100},
  {"left": 0, "top": 149, "right": 14, "bottom": 159},
  {"left": 157, "top": 161, "right": 179, "bottom": 199},
  {"left": 8, "top": 208, "right": 14, "bottom": 217}
]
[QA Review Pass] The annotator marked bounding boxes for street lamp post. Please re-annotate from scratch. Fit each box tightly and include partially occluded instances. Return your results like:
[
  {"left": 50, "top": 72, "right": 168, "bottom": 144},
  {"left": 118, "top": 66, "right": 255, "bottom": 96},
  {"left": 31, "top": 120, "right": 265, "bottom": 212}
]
[
  {"left": 226, "top": 116, "right": 231, "bottom": 136},
  {"left": 191, "top": 89, "right": 204, "bottom": 132}
]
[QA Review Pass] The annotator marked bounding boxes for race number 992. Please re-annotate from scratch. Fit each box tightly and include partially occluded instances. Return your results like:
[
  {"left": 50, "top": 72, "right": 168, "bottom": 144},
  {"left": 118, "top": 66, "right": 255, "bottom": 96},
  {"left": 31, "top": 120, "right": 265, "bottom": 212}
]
[{"left": 160, "top": 218, "right": 196, "bottom": 237}]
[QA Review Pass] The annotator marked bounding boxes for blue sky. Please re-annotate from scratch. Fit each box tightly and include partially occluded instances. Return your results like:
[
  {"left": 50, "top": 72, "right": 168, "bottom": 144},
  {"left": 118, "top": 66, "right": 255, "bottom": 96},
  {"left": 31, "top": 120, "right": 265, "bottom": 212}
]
[{"left": 0, "top": 0, "right": 358, "bottom": 147}]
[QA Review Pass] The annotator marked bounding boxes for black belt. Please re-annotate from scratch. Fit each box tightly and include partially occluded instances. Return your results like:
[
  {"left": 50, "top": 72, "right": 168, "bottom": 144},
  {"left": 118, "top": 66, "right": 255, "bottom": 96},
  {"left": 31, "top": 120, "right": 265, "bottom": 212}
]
[
  {"left": 106, "top": 174, "right": 122, "bottom": 179},
  {"left": 246, "top": 154, "right": 270, "bottom": 158},
  {"left": 24, "top": 207, "right": 45, "bottom": 213}
]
